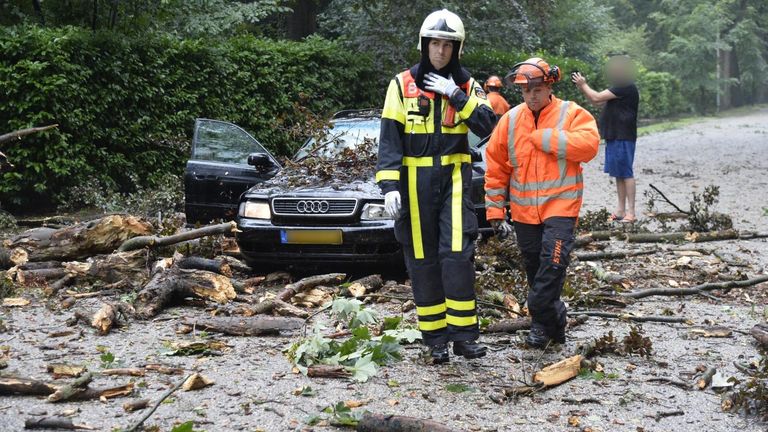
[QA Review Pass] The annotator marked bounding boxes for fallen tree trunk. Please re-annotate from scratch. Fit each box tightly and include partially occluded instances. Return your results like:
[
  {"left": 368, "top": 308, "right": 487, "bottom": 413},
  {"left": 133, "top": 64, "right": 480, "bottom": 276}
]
[
  {"left": 179, "top": 316, "right": 303, "bottom": 336},
  {"left": 276, "top": 273, "right": 346, "bottom": 302},
  {"left": 0, "top": 377, "right": 56, "bottom": 396},
  {"left": 4, "top": 215, "right": 153, "bottom": 263},
  {"left": 135, "top": 268, "right": 236, "bottom": 318},
  {"left": 621, "top": 275, "right": 768, "bottom": 299},
  {"left": 117, "top": 221, "right": 237, "bottom": 252},
  {"left": 356, "top": 413, "right": 458, "bottom": 432}
]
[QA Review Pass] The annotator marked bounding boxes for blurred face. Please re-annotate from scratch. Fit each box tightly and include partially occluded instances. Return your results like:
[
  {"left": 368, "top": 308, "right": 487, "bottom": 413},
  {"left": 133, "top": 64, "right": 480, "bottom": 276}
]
[
  {"left": 520, "top": 83, "right": 552, "bottom": 113},
  {"left": 606, "top": 57, "right": 635, "bottom": 85},
  {"left": 428, "top": 39, "right": 454, "bottom": 70}
]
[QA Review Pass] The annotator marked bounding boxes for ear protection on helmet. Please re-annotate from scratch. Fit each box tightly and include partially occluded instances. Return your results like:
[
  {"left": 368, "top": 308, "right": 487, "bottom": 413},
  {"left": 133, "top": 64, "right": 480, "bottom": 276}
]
[{"left": 505, "top": 60, "right": 561, "bottom": 87}]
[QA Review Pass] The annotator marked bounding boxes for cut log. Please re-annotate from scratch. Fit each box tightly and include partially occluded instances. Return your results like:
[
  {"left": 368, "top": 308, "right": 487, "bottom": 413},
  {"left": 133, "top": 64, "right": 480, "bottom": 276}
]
[
  {"left": 306, "top": 365, "right": 351, "bottom": 378},
  {"left": 90, "top": 303, "right": 131, "bottom": 335},
  {"left": 179, "top": 316, "right": 303, "bottom": 336},
  {"left": 70, "top": 250, "right": 151, "bottom": 288},
  {"left": 484, "top": 317, "right": 531, "bottom": 333},
  {"left": 117, "top": 221, "right": 237, "bottom": 252},
  {"left": 176, "top": 256, "right": 232, "bottom": 277},
  {"left": 356, "top": 412, "right": 458, "bottom": 432},
  {"left": 135, "top": 268, "right": 236, "bottom": 318},
  {"left": 5, "top": 215, "right": 153, "bottom": 262},
  {"left": 276, "top": 273, "right": 346, "bottom": 302},
  {"left": 340, "top": 274, "right": 384, "bottom": 298},
  {"left": 533, "top": 355, "right": 583, "bottom": 387},
  {"left": 24, "top": 416, "right": 94, "bottom": 430},
  {"left": 0, "top": 377, "right": 56, "bottom": 396},
  {"left": 750, "top": 324, "right": 768, "bottom": 348},
  {"left": 48, "top": 372, "right": 93, "bottom": 402},
  {"left": 123, "top": 398, "right": 150, "bottom": 412},
  {"left": 621, "top": 275, "right": 768, "bottom": 299},
  {"left": 697, "top": 367, "right": 717, "bottom": 390},
  {"left": 568, "top": 311, "right": 687, "bottom": 324}
]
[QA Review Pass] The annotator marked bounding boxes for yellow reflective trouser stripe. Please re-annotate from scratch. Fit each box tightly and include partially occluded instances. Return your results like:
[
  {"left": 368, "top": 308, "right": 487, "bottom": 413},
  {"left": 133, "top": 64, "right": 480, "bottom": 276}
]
[
  {"left": 419, "top": 319, "right": 447, "bottom": 331},
  {"left": 402, "top": 156, "right": 433, "bottom": 260},
  {"left": 440, "top": 154, "right": 471, "bottom": 252},
  {"left": 417, "top": 303, "right": 447, "bottom": 316},
  {"left": 446, "top": 315, "right": 478, "bottom": 327},
  {"left": 446, "top": 298, "right": 475, "bottom": 311},
  {"left": 375, "top": 170, "right": 400, "bottom": 182}
]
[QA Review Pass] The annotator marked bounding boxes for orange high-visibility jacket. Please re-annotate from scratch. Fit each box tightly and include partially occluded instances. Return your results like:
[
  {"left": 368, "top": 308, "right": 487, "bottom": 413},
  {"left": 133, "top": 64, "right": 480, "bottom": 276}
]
[
  {"left": 487, "top": 92, "right": 511, "bottom": 116},
  {"left": 484, "top": 96, "right": 599, "bottom": 225}
]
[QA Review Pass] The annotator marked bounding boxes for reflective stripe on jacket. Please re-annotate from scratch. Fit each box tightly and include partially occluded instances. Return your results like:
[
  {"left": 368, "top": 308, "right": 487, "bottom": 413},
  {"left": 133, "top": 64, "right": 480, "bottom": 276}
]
[
  {"left": 375, "top": 67, "right": 496, "bottom": 194},
  {"left": 484, "top": 96, "right": 599, "bottom": 224}
]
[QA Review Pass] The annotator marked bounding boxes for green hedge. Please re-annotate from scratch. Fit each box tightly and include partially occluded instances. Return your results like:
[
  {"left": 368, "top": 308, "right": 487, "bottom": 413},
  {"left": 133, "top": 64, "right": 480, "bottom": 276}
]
[
  {"left": 0, "top": 26, "right": 376, "bottom": 211},
  {"left": 636, "top": 69, "right": 688, "bottom": 118}
]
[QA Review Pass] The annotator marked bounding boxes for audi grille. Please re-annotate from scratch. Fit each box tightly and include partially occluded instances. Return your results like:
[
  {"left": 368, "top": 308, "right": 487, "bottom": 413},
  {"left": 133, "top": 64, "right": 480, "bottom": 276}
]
[{"left": 272, "top": 198, "right": 358, "bottom": 216}]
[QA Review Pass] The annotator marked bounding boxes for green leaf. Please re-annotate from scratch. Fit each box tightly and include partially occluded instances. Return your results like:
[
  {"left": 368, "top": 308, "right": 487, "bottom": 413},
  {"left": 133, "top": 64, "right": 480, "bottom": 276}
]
[
  {"left": 383, "top": 316, "right": 402, "bottom": 331},
  {"left": 170, "top": 421, "right": 200, "bottom": 432},
  {"left": 445, "top": 383, "right": 473, "bottom": 393},
  {"left": 349, "top": 354, "right": 377, "bottom": 382}
]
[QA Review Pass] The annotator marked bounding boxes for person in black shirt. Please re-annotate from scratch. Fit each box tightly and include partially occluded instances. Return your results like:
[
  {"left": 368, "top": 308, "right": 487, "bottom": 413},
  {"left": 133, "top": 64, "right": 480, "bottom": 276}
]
[{"left": 572, "top": 56, "right": 639, "bottom": 223}]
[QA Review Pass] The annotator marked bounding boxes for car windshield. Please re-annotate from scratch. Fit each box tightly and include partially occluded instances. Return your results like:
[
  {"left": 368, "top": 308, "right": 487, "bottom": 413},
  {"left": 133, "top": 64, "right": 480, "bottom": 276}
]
[{"left": 293, "top": 119, "right": 380, "bottom": 160}]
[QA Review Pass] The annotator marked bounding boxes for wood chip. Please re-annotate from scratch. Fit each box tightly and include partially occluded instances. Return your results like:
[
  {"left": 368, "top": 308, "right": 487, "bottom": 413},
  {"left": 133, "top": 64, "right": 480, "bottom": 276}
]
[
  {"left": 182, "top": 373, "right": 214, "bottom": 391},
  {"left": 2, "top": 297, "right": 30, "bottom": 307},
  {"left": 533, "top": 355, "right": 583, "bottom": 387}
]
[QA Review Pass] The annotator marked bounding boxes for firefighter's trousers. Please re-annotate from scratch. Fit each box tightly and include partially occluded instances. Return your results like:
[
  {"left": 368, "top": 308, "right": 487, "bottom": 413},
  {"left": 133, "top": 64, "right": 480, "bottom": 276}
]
[
  {"left": 394, "top": 154, "right": 479, "bottom": 346},
  {"left": 514, "top": 217, "right": 576, "bottom": 335}
]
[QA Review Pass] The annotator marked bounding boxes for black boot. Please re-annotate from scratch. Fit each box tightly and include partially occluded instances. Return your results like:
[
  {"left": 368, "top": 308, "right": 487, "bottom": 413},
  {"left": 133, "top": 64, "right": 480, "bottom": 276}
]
[
  {"left": 429, "top": 344, "right": 450, "bottom": 364},
  {"left": 525, "top": 327, "right": 552, "bottom": 348},
  {"left": 452, "top": 340, "right": 487, "bottom": 359},
  {"left": 551, "top": 325, "right": 566, "bottom": 344}
]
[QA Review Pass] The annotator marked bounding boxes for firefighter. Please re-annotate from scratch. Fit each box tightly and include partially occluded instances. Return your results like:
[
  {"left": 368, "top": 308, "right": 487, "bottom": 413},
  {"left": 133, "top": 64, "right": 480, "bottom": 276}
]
[
  {"left": 484, "top": 58, "right": 599, "bottom": 348},
  {"left": 375, "top": 9, "right": 496, "bottom": 363},
  {"left": 484, "top": 75, "right": 510, "bottom": 117}
]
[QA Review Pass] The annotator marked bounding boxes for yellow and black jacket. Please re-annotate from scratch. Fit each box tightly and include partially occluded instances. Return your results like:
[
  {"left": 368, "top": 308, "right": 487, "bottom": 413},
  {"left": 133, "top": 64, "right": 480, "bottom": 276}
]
[{"left": 375, "top": 64, "right": 497, "bottom": 194}]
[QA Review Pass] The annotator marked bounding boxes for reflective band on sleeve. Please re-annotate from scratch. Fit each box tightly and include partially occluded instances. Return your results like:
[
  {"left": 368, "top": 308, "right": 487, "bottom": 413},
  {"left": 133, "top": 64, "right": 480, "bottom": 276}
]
[
  {"left": 382, "top": 79, "right": 406, "bottom": 123},
  {"left": 557, "top": 101, "right": 570, "bottom": 129},
  {"left": 375, "top": 170, "right": 400, "bottom": 182},
  {"left": 541, "top": 128, "right": 553, "bottom": 153},
  {"left": 446, "top": 315, "right": 478, "bottom": 327},
  {"left": 485, "top": 198, "right": 506, "bottom": 208},
  {"left": 557, "top": 129, "right": 568, "bottom": 175},
  {"left": 419, "top": 319, "right": 447, "bottom": 331},
  {"left": 510, "top": 189, "right": 584, "bottom": 206},
  {"left": 485, "top": 187, "right": 507, "bottom": 196},
  {"left": 416, "top": 303, "right": 447, "bottom": 316},
  {"left": 446, "top": 298, "right": 476, "bottom": 311},
  {"left": 407, "top": 165, "right": 424, "bottom": 259},
  {"left": 507, "top": 106, "right": 522, "bottom": 169}
]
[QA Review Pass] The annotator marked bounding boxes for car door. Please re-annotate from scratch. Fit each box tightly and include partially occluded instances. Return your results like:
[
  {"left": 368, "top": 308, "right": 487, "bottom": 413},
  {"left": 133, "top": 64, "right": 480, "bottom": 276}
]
[{"left": 184, "top": 119, "right": 280, "bottom": 224}]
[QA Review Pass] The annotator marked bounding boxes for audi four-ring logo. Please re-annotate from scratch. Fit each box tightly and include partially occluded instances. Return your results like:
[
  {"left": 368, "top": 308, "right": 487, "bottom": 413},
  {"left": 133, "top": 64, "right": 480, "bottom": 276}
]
[{"left": 296, "top": 200, "right": 330, "bottom": 214}]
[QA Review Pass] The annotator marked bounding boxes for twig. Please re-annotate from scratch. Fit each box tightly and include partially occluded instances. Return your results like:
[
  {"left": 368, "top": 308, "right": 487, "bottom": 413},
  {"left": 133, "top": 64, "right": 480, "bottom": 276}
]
[
  {"left": 621, "top": 275, "right": 768, "bottom": 299},
  {"left": 649, "top": 184, "right": 690, "bottom": 214},
  {"left": 302, "top": 302, "right": 332, "bottom": 337},
  {"left": 569, "top": 311, "right": 686, "bottom": 323},
  {"left": 653, "top": 410, "right": 685, "bottom": 421},
  {"left": 646, "top": 377, "right": 691, "bottom": 390},
  {"left": 124, "top": 374, "right": 191, "bottom": 432}
]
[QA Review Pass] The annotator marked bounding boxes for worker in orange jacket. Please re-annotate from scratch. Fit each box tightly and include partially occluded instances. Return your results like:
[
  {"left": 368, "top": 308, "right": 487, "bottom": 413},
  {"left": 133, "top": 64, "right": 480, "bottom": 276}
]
[
  {"left": 484, "top": 75, "right": 510, "bottom": 117},
  {"left": 484, "top": 57, "right": 599, "bottom": 347}
]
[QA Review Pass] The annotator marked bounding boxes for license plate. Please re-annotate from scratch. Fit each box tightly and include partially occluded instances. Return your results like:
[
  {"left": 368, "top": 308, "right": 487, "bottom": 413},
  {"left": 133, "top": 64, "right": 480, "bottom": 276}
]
[{"left": 280, "top": 229, "right": 343, "bottom": 245}]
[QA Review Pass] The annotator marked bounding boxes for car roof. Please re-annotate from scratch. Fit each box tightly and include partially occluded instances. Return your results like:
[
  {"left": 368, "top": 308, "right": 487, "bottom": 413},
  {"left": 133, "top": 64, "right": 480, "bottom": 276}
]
[{"left": 331, "top": 109, "right": 381, "bottom": 121}]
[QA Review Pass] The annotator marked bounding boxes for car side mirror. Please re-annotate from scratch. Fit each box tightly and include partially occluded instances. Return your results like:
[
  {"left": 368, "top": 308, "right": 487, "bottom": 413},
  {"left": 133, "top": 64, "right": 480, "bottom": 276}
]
[
  {"left": 470, "top": 148, "right": 483, "bottom": 163},
  {"left": 247, "top": 153, "right": 274, "bottom": 170}
]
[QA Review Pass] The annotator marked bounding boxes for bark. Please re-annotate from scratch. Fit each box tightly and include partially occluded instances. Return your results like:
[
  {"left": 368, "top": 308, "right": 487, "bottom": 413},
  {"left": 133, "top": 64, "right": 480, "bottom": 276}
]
[
  {"left": 0, "top": 377, "right": 56, "bottom": 396},
  {"left": 4, "top": 215, "right": 152, "bottom": 262},
  {"left": 306, "top": 365, "right": 350, "bottom": 379},
  {"left": 0, "top": 124, "right": 58, "bottom": 145},
  {"left": 484, "top": 317, "right": 531, "bottom": 333},
  {"left": 71, "top": 250, "right": 151, "bottom": 287},
  {"left": 176, "top": 256, "right": 232, "bottom": 277},
  {"left": 134, "top": 268, "right": 236, "bottom": 318},
  {"left": 751, "top": 324, "right": 768, "bottom": 348},
  {"left": 179, "top": 316, "right": 303, "bottom": 336},
  {"left": 568, "top": 311, "right": 687, "bottom": 323},
  {"left": 24, "top": 417, "right": 93, "bottom": 430},
  {"left": 117, "top": 221, "right": 236, "bottom": 252},
  {"left": 46, "top": 274, "right": 75, "bottom": 296},
  {"left": 533, "top": 355, "right": 583, "bottom": 387},
  {"left": 621, "top": 275, "right": 768, "bottom": 299},
  {"left": 276, "top": 273, "right": 346, "bottom": 302},
  {"left": 47, "top": 372, "right": 93, "bottom": 402},
  {"left": 0, "top": 247, "right": 13, "bottom": 270},
  {"left": 356, "top": 412, "right": 459, "bottom": 432}
]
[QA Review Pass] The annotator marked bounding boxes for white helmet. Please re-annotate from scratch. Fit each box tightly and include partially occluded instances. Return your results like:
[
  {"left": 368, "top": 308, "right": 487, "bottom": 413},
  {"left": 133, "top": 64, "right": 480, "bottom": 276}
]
[{"left": 418, "top": 9, "right": 466, "bottom": 57}]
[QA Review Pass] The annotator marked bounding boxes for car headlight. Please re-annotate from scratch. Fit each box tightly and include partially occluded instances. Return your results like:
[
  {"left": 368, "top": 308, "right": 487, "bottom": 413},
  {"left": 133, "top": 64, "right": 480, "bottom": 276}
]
[
  {"left": 360, "top": 203, "right": 391, "bottom": 221},
  {"left": 239, "top": 200, "right": 271, "bottom": 219}
]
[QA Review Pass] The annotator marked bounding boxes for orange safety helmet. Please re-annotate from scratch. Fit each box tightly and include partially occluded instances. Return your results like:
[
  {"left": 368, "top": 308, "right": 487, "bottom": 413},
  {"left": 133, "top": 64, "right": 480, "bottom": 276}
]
[
  {"left": 484, "top": 75, "right": 503, "bottom": 91},
  {"left": 505, "top": 57, "right": 561, "bottom": 88}
]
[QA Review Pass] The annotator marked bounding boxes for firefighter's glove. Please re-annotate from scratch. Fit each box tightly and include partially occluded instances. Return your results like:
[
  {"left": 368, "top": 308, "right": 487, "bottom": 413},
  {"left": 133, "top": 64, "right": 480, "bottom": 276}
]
[
  {"left": 384, "top": 191, "right": 401, "bottom": 219},
  {"left": 424, "top": 73, "right": 459, "bottom": 98},
  {"left": 490, "top": 219, "right": 514, "bottom": 240}
]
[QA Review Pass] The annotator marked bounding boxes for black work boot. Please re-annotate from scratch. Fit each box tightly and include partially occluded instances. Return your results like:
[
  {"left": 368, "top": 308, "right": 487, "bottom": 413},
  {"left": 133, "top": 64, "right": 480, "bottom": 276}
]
[
  {"left": 525, "top": 327, "right": 552, "bottom": 348},
  {"left": 429, "top": 344, "right": 450, "bottom": 364},
  {"left": 551, "top": 325, "right": 566, "bottom": 344},
  {"left": 452, "top": 340, "right": 487, "bottom": 359}
]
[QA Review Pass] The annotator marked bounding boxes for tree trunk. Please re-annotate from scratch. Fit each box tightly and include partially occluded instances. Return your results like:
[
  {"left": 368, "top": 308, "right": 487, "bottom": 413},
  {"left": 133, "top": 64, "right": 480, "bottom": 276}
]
[
  {"left": 179, "top": 316, "right": 303, "bottom": 336},
  {"left": 4, "top": 215, "right": 152, "bottom": 263}
]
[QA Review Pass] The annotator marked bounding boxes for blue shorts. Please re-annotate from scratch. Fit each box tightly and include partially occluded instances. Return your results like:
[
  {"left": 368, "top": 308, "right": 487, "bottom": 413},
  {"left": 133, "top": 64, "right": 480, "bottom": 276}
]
[{"left": 604, "top": 139, "right": 636, "bottom": 178}]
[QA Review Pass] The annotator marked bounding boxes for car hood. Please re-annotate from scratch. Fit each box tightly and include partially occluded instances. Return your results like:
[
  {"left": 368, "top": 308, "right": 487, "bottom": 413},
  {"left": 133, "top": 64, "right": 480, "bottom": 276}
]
[{"left": 244, "top": 177, "right": 381, "bottom": 199}]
